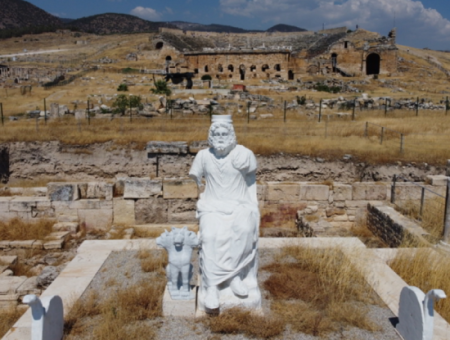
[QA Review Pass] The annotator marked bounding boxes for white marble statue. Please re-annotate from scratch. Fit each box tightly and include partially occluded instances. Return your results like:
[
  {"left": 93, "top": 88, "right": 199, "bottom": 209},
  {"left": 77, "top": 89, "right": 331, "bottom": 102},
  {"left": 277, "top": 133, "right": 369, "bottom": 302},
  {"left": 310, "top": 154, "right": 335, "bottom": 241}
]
[
  {"left": 189, "top": 115, "right": 261, "bottom": 312},
  {"left": 23, "top": 294, "right": 64, "bottom": 340},
  {"left": 156, "top": 226, "right": 199, "bottom": 300},
  {"left": 397, "top": 286, "right": 447, "bottom": 340}
]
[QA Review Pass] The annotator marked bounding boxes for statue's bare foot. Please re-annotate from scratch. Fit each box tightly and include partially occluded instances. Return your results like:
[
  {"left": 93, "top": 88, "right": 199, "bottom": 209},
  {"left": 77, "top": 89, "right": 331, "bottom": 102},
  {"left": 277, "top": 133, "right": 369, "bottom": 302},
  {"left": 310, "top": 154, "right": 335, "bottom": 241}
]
[
  {"left": 205, "top": 286, "right": 219, "bottom": 309},
  {"left": 230, "top": 276, "right": 248, "bottom": 297}
]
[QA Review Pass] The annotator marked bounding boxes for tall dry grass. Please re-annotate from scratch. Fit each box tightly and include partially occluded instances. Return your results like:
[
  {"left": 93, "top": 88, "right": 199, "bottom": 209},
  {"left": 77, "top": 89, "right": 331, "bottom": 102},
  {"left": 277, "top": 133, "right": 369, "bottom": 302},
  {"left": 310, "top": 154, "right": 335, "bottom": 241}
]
[
  {"left": 389, "top": 249, "right": 450, "bottom": 322},
  {"left": 263, "top": 246, "right": 381, "bottom": 336},
  {"left": 0, "top": 307, "right": 25, "bottom": 338},
  {"left": 0, "top": 218, "right": 54, "bottom": 241}
]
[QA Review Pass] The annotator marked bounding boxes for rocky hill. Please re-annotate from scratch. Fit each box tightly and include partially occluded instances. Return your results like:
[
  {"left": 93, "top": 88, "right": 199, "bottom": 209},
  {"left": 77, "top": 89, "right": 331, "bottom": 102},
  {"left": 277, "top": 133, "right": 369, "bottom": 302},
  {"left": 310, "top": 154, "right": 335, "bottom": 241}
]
[
  {"left": 171, "top": 21, "right": 262, "bottom": 33},
  {"left": 267, "top": 24, "right": 307, "bottom": 32},
  {"left": 0, "top": 0, "right": 62, "bottom": 29},
  {"left": 66, "top": 13, "right": 176, "bottom": 34}
]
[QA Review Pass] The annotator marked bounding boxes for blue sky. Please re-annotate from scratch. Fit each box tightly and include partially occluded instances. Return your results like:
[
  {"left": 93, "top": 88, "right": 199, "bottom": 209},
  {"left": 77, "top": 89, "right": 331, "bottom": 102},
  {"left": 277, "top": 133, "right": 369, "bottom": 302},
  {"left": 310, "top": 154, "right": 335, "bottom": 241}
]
[{"left": 28, "top": 0, "right": 450, "bottom": 50}]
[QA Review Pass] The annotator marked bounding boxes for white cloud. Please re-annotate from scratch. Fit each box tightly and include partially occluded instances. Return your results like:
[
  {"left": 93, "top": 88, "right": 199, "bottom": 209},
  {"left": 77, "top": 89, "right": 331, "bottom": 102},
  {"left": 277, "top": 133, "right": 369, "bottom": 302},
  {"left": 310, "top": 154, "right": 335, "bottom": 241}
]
[
  {"left": 220, "top": 0, "right": 450, "bottom": 47},
  {"left": 130, "top": 6, "right": 161, "bottom": 21}
]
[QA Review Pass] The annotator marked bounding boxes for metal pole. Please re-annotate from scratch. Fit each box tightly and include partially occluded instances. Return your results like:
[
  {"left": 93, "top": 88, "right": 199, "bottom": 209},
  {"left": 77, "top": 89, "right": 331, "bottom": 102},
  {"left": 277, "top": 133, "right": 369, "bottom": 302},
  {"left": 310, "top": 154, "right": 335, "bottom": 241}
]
[
  {"left": 156, "top": 156, "right": 159, "bottom": 178},
  {"left": 44, "top": 98, "right": 47, "bottom": 125},
  {"left": 391, "top": 174, "right": 397, "bottom": 204},
  {"left": 446, "top": 96, "right": 449, "bottom": 116},
  {"left": 416, "top": 97, "right": 419, "bottom": 116},
  {"left": 444, "top": 178, "right": 450, "bottom": 241},
  {"left": 325, "top": 117, "right": 328, "bottom": 138},
  {"left": 284, "top": 100, "right": 287, "bottom": 123},
  {"left": 364, "top": 122, "right": 368, "bottom": 138},
  {"left": 385, "top": 98, "right": 388, "bottom": 116},
  {"left": 400, "top": 134, "right": 404, "bottom": 153},
  {"left": 247, "top": 101, "right": 250, "bottom": 124},
  {"left": 87, "top": 99, "right": 90, "bottom": 125},
  {"left": 318, "top": 99, "right": 322, "bottom": 123},
  {"left": 129, "top": 98, "right": 132, "bottom": 123},
  {"left": 380, "top": 127, "right": 384, "bottom": 144},
  {"left": 0, "top": 103, "right": 3, "bottom": 126},
  {"left": 352, "top": 99, "right": 356, "bottom": 121},
  {"left": 446, "top": 159, "right": 450, "bottom": 177},
  {"left": 420, "top": 187, "right": 425, "bottom": 218}
]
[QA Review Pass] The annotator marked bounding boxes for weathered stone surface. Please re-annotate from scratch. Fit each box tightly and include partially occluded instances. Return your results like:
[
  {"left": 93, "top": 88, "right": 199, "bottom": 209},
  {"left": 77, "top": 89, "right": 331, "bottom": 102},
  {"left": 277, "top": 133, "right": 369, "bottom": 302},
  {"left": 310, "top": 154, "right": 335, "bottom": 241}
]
[
  {"left": 0, "top": 269, "right": 13, "bottom": 277},
  {"left": 36, "top": 266, "right": 59, "bottom": 287},
  {"left": 299, "top": 184, "right": 329, "bottom": 201},
  {"left": 189, "top": 140, "right": 209, "bottom": 154},
  {"left": 394, "top": 183, "right": 424, "bottom": 200},
  {"left": 163, "top": 178, "right": 198, "bottom": 199},
  {"left": 124, "top": 178, "right": 162, "bottom": 199},
  {"left": 266, "top": 182, "right": 300, "bottom": 201},
  {"left": 0, "top": 241, "right": 10, "bottom": 249},
  {"left": 9, "top": 197, "right": 48, "bottom": 212},
  {"left": 426, "top": 175, "right": 448, "bottom": 186},
  {"left": 352, "top": 183, "right": 387, "bottom": 200},
  {"left": 43, "top": 239, "right": 65, "bottom": 250},
  {"left": 16, "top": 277, "right": 40, "bottom": 295},
  {"left": 0, "top": 256, "right": 17, "bottom": 267},
  {"left": 32, "top": 240, "right": 44, "bottom": 249},
  {"left": 46, "top": 232, "right": 70, "bottom": 241},
  {"left": 78, "top": 209, "right": 113, "bottom": 231},
  {"left": 0, "top": 197, "right": 12, "bottom": 211},
  {"left": 48, "top": 183, "right": 79, "bottom": 201},
  {"left": 69, "top": 199, "right": 101, "bottom": 210},
  {"left": 168, "top": 199, "right": 197, "bottom": 223},
  {"left": 86, "top": 182, "right": 113, "bottom": 200},
  {"left": 9, "top": 240, "right": 35, "bottom": 249},
  {"left": 333, "top": 183, "right": 352, "bottom": 201},
  {"left": 257, "top": 184, "right": 267, "bottom": 202},
  {"left": 0, "top": 276, "right": 28, "bottom": 294},
  {"left": 52, "top": 222, "right": 79, "bottom": 233},
  {"left": 113, "top": 198, "right": 136, "bottom": 225},
  {"left": 147, "top": 141, "right": 188, "bottom": 154},
  {"left": 135, "top": 197, "right": 168, "bottom": 224}
]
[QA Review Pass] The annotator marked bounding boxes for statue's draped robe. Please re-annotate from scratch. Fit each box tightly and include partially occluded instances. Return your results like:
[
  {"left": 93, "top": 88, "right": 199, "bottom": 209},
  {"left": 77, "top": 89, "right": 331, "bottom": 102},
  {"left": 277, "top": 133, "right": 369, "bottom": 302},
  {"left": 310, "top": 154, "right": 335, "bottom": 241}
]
[{"left": 189, "top": 145, "right": 259, "bottom": 288}]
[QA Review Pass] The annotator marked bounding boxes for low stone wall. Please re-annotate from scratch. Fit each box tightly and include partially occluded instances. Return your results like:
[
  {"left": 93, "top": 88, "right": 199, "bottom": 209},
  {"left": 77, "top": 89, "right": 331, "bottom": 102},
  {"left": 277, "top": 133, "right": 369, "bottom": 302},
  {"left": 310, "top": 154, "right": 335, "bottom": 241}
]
[{"left": 367, "top": 204, "right": 431, "bottom": 247}]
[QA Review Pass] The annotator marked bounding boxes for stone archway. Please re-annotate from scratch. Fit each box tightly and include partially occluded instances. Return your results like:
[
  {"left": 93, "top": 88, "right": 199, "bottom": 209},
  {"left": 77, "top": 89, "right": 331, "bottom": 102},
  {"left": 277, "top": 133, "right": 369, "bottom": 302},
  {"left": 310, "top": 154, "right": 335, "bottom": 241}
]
[
  {"left": 366, "top": 53, "right": 380, "bottom": 75},
  {"left": 155, "top": 42, "right": 164, "bottom": 50},
  {"left": 331, "top": 53, "right": 338, "bottom": 73},
  {"left": 228, "top": 65, "right": 234, "bottom": 72},
  {"left": 239, "top": 64, "right": 246, "bottom": 80}
]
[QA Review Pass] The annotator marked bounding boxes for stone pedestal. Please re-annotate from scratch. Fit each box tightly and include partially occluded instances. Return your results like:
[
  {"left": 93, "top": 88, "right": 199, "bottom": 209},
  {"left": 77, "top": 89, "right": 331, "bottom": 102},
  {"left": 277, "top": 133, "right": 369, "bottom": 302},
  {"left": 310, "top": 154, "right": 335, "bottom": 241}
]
[{"left": 162, "top": 285, "right": 197, "bottom": 318}]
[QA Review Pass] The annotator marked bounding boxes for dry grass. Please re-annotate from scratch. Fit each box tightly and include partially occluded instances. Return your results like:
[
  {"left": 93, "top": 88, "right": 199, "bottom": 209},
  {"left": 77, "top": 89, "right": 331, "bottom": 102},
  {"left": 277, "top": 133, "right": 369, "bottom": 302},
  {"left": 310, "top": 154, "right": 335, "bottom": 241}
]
[
  {"left": 262, "top": 246, "right": 381, "bottom": 336},
  {"left": 350, "top": 216, "right": 387, "bottom": 248},
  {"left": 0, "top": 218, "right": 54, "bottom": 241},
  {"left": 389, "top": 248, "right": 450, "bottom": 322},
  {"left": 203, "top": 307, "right": 284, "bottom": 338},
  {"left": 64, "top": 279, "right": 165, "bottom": 339},
  {"left": 0, "top": 189, "right": 13, "bottom": 196},
  {"left": 138, "top": 249, "right": 168, "bottom": 274},
  {"left": 0, "top": 307, "right": 25, "bottom": 338}
]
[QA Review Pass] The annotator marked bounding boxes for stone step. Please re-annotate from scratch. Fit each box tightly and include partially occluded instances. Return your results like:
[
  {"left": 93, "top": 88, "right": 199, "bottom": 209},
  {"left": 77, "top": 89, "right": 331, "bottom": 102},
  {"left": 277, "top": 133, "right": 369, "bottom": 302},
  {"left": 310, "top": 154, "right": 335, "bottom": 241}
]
[
  {"left": 0, "top": 276, "right": 28, "bottom": 295},
  {"left": 16, "top": 277, "right": 40, "bottom": 296},
  {"left": 43, "top": 239, "right": 65, "bottom": 250},
  {"left": 45, "top": 231, "right": 71, "bottom": 242},
  {"left": 52, "top": 222, "right": 79, "bottom": 233},
  {"left": 0, "top": 256, "right": 18, "bottom": 266}
]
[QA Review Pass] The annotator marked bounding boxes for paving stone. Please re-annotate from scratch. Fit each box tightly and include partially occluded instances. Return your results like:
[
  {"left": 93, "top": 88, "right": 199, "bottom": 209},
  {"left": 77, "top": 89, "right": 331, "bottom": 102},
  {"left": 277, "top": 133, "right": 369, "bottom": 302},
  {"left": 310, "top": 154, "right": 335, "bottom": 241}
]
[
  {"left": 333, "top": 183, "right": 352, "bottom": 201},
  {"left": 32, "top": 240, "right": 44, "bottom": 249},
  {"left": 352, "top": 183, "right": 388, "bottom": 200},
  {"left": 0, "top": 256, "right": 18, "bottom": 266},
  {"left": 0, "top": 276, "right": 28, "bottom": 294},
  {"left": 299, "top": 184, "right": 329, "bottom": 201},
  {"left": 9, "top": 240, "right": 36, "bottom": 249},
  {"left": 43, "top": 239, "right": 65, "bottom": 250},
  {"left": 16, "top": 277, "right": 40, "bottom": 295},
  {"left": 266, "top": 182, "right": 300, "bottom": 201},
  {"left": 86, "top": 182, "right": 113, "bottom": 200},
  {"left": 52, "top": 222, "right": 79, "bottom": 233},
  {"left": 46, "top": 232, "right": 71, "bottom": 241},
  {"left": 0, "top": 241, "right": 10, "bottom": 249},
  {"left": 426, "top": 175, "right": 448, "bottom": 186}
]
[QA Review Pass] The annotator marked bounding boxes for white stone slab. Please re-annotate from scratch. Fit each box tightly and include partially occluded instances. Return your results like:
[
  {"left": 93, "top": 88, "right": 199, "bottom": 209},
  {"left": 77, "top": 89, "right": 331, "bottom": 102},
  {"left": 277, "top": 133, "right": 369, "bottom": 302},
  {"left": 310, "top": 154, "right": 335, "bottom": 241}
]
[
  {"left": 162, "top": 285, "right": 197, "bottom": 318},
  {"left": 123, "top": 178, "right": 162, "bottom": 199}
]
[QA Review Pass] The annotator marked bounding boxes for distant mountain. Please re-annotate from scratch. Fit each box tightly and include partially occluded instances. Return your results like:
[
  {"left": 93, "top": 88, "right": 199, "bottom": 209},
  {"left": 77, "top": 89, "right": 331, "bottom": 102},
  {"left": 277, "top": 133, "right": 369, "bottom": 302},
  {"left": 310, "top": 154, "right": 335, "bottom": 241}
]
[
  {"left": 267, "top": 24, "right": 307, "bottom": 32},
  {"left": 65, "top": 13, "right": 177, "bottom": 34},
  {"left": 0, "top": 0, "right": 62, "bottom": 30},
  {"left": 171, "top": 21, "right": 263, "bottom": 33},
  {"left": 60, "top": 18, "right": 75, "bottom": 24}
]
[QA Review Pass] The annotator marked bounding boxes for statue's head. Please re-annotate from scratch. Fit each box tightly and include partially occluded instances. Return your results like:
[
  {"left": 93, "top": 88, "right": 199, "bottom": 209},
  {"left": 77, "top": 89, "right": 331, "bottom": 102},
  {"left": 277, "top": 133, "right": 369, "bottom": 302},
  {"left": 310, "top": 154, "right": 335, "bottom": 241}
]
[
  {"left": 208, "top": 115, "right": 236, "bottom": 155},
  {"left": 172, "top": 227, "right": 185, "bottom": 247}
]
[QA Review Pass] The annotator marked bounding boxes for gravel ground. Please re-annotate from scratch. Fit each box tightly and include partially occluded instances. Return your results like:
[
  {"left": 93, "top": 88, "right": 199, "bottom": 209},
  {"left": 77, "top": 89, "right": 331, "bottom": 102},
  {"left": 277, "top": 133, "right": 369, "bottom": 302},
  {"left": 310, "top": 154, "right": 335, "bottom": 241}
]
[{"left": 70, "top": 249, "right": 401, "bottom": 340}]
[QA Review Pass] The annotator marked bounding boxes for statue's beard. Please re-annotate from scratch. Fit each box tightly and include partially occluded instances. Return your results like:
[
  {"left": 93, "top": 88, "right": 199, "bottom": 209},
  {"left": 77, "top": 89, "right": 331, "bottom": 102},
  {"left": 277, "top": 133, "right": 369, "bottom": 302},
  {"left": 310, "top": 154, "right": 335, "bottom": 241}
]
[{"left": 211, "top": 138, "right": 236, "bottom": 155}]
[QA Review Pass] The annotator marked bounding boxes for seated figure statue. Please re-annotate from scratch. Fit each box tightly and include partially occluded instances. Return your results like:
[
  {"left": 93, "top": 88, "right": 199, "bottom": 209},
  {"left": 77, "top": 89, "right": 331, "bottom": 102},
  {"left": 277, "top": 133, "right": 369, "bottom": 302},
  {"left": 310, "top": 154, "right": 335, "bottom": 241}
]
[{"left": 189, "top": 115, "right": 261, "bottom": 312}]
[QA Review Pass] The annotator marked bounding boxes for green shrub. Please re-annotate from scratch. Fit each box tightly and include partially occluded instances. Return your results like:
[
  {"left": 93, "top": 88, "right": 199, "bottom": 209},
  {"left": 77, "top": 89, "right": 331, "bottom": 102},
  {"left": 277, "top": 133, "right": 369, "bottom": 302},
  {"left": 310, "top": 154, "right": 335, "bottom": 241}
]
[
  {"left": 150, "top": 80, "right": 172, "bottom": 96},
  {"left": 201, "top": 75, "right": 212, "bottom": 81},
  {"left": 296, "top": 95, "right": 306, "bottom": 105},
  {"left": 314, "top": 83, "right": 341, "bottom": 93},
  {"left": 117, "top": 84, "right": 128, "bottom": 91}
]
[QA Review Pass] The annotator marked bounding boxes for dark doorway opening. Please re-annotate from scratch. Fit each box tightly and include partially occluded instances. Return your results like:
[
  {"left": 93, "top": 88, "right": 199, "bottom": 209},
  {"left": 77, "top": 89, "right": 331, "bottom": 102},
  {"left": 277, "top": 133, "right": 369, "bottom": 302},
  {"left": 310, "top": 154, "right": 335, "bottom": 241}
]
[
  {"left": 366, "top": 53, "right": 380, "bottom": 75},
  {"left": 156, "top": 42, "right": 164, "bottom": 50},
  {"left": 288, "top": 70, "right": 294, "bottom": 80},
  {"left": 239, "top": 65, "right": 245, "bottom": 80},
  {"left": 331, "top": 53, "right": 338, "bottom": 73},
  {"left": 274, "top": 64, "right": 281, "bottom": 71},
  {"left": 204, "top": 65, "right": 209, "bottom": 72},
  {"left": 250, "top": 65, "right": 256, "bottom": 72},
  {"left": 194, "top": 69, "right": 199, "bottom": 74},
  {"left": 228, "top": 65, "right": 234, "bottom": 72},
  {"left": 165, "top": 56, "right": 172, "bottom": 61},
  {"left": 218, "top": 64, "right": 223, "bottom": 72},
  {"left": 262, "top": 64, "right": 269, "bottom": 72}
]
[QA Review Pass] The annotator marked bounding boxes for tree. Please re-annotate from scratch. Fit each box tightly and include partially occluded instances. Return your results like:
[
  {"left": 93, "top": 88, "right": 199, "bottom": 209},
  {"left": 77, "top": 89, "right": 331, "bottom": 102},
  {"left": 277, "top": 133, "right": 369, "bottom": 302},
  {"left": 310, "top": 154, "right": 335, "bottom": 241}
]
[
  {"left": 112, "top": 94, "right": 142, "bottom": 115},
  {"left": 117, "top": 83, "right": 128, "bottom": 91},
  {"left": 150, "top": 80, "right": 172, "bottom": 97}
]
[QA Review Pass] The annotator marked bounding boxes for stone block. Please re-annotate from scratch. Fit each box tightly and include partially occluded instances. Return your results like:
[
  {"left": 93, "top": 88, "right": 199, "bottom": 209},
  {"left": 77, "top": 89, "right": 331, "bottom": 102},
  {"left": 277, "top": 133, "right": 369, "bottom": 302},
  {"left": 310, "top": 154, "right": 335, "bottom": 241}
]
[
  {"left": 114, "top": 179, "right": 125, "bottom": 197},
  {"left": 0, "top": 270, "right": 13, "bottom": 277},
  {"left": 69, "top": 199, "right": 101, "bottom": 210},
  {"left": 352, "top": 183, "right": 387, "bottom": 201},
  {"left": 52, "top": 222, "right": 79, "bottom": 233},
  {"left": 0, "top": 276, "right": 28, "bottom": 294},
  {"left": 78, "top": 209, "right": 113, "bottom": 231},
  {"left": 48, "top": 183, "right": 79, "bottom": 201},
  {"left": 168, "top": 199, "right": 197, "bottom": 223},
  {"left": 426, "top": 175, "right": 448, "bottom": 186},
  {"left": 0, "top": 266, "right": 9, "bottom": 274},
  {"left": 135, "top": 197, "right": 168, "bottom": 224},
  {"left": 0, "top": 211, "right": 18, "bottom": 221},
  {"left": 16, "top": 277, "right": 40, "bottom": 295},
  {"left": 189, "top": 140, "right": 209, "bottom": 154},
  {"left": 86, "top": 182, "right": 113, "bottom": 200},
  {"left": 124, "top": 178, "right": 162, "bottom": 199},
  {"left": 162, "top": 285, "right": 196, "bottom": 317},
  {"left": 9, "top": 197, "right": 46, "bottom": 212},
  {"left": 299, "top": 185, "right": 329, "bottom": 201},
  {"left": 9, "top": 240, "right": 35, "bottom": 249},
  {"left": 147, "top": 141, "right": 188, "bottom": 154},
  {"left": 163, "top": 178, "right": 198, "bottom": 199},
  {"left": 113, "top": 198, "right": 136, "bottom": 226},
  {"left": 0, "top": 256, "right": 18, "bottom": 266},
  {"left": 0, "top": 197, "right": 11, "bottom": 212},
  {"left": 257, "top": 184, "right": 267, "bottom": 202},
  {"left": 32, "top": 241, "right": 43, "bottom": 249},
  {"left": 394, "top": 183, "right": 423, "bottom": 200},
  {"left": 43, "top": 239, "right": 65, "bottom": 250},
  {"left": 333, "top": 184, "right": 352, "bottom": 201},
  {"left": 46, "top": 232, "right": 71, "bottom": 241},
  {"left": 266, "top": 182, "right": 300, "bottom": 201},
  {"left": 0, "top": 241, "right": 10, "bottom": 249}
]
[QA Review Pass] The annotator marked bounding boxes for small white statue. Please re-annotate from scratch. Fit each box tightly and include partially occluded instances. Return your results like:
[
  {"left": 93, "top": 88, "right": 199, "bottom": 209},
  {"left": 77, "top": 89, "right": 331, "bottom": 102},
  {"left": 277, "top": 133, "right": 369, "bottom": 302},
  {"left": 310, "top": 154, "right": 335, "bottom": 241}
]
[
  {"left": 23, "top": 294, "right": 64, "bottom": 340},
  {"left": 189, "top": 115, "right": 261, "bottom": 313},
  {"left": 397, "top": 286, "right": 447, "bottom": 340},
  {"left": 156, "top": 226, "right": 199, "bottom": 300}
]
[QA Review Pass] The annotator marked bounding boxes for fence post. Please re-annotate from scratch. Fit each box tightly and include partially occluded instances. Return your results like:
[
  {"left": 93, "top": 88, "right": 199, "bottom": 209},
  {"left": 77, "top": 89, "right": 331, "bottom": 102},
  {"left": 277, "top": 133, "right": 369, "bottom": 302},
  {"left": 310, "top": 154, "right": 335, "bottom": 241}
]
[
  {"left": 400, "top": 134, "right": 404, "bottom": 153},
  {"left": 352, "top": 99, "right": 356, "bottom": 121},
  {"left": 416, "top": 97, "right": 419, "bottom": 116},
  {"left": 380, "top": 127, "right": 384, "bottom": 145},
  {"left": 0, "top": 103, "right": 3, "bottom": 126},
  {"left": 87, "top": 99, "right": 90, "bottom": 125},
  {"left": 446, "top": 159, "right": 450, "bottom": 177},
  {"left": 385, "top": 98, "right": 388, "bottom": 116},
  {"left": 420, "top": 187, "right": 425, "bottom": 217},
  {"left": 129, "top": 98, "right": 132, "bottom": 123},
  {"left": 247, "top": 101, "right": 251, "bottom": 124},
  {"left": 391, "top": 175, "right": 397, "bottom": 204},
  {"left": 44, "top": 98, "right": 47, "bottom": 125},
  {"left": 364, "top": 122, "right": 368, "bottom": 138},
  {"left": 284, "top": 100, "right": 287, "bottom": 123},
  {"left": 325, "top": 117, "right": 328, "bottom": 138},
  {"left": 446, "top": 96, "right": 449, "bottom": 116},
  {"left": 318, "top": 99, "right": 322, "bottom": 123},
  {"left": 444, "top": 178, "right": 450, "bottom": 242}
]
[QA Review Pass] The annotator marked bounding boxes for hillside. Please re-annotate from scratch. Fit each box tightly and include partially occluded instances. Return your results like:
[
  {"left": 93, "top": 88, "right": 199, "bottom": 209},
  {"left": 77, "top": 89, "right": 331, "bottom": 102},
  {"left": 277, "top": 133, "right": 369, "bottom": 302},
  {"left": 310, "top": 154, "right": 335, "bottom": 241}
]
[
  {"left": 66, "top": 13, "right": 176, "bottom": 34},
  {"left": 171, "top": 21, "right": 262, "bottom": 33},
  {"left": 267, "top": 24, "right": 307, "bottom": 32},
  {"left": 0, "top": 0, "right": 62, "bottom": 29}
]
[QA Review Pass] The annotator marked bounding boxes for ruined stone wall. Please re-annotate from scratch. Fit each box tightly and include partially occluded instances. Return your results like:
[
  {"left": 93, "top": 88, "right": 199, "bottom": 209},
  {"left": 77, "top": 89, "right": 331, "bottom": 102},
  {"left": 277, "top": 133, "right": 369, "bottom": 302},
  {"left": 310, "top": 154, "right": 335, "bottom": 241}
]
[
  {"left": 160, "top": 27, "right": 315, "bottom": 39},
  {"left": 184, "top": 52, "right": 291, "bottom": 80}
]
